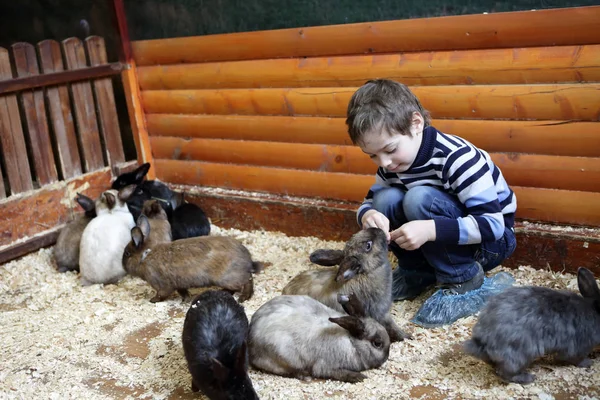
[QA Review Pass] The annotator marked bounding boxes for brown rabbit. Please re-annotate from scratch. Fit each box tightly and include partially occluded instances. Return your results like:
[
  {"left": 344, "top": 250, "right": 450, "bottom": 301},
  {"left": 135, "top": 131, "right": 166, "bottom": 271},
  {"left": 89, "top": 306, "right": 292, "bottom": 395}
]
[
  {"left": 53, "top": 193, "right": 96, "bottom": 272},
  {"left": 122, "top": 225, "right": 263, "bottom": 303},
  {"left": 139, "top": 199, "right": 172, "bottom": 247}
]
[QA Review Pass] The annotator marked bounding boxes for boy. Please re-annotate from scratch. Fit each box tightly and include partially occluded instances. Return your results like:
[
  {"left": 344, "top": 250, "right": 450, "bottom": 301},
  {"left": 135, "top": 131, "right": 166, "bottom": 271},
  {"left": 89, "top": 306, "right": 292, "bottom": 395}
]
[{"left": 346, "top": 79, "right": 517, "bottom": 315}]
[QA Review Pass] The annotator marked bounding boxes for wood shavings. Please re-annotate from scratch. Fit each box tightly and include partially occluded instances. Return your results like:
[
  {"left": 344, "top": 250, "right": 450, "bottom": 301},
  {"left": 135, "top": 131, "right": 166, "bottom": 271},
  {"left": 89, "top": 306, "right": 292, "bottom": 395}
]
[{"left": 0, "top": 225, "right": 599, "bottom": 399}]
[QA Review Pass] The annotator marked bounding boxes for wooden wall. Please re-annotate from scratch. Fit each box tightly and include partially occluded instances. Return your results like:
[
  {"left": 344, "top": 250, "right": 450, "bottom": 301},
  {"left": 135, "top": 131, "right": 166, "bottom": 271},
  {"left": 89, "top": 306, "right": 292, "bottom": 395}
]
[{"left": 130, "top": 6, "right": 600, "bottom": 229}]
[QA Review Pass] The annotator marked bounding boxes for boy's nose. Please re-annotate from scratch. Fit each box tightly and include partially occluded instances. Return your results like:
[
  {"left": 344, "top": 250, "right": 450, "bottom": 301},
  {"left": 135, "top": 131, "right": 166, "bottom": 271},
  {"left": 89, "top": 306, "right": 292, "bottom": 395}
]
[{"left": 379, "top": 154, "right": 392, "bottom": 169}]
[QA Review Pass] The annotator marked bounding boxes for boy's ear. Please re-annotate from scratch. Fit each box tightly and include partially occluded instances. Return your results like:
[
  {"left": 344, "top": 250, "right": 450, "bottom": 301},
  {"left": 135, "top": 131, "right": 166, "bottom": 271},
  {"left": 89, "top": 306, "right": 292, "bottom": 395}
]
[{"left": 410, "top": 111, "right": 425, "bottom": 133}]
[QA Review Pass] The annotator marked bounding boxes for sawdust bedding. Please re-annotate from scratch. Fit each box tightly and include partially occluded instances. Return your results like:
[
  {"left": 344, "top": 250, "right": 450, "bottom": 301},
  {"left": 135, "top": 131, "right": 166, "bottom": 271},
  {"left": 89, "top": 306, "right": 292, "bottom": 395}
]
[{"left": 1, "top": 225, "right": 599, "bottom": 400}]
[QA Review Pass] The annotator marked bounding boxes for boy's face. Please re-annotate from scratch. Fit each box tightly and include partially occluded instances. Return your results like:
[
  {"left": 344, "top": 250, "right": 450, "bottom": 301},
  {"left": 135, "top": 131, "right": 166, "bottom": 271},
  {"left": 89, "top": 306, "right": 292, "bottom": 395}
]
[{"left": 359, "top": 113, "right": 424, "bottom": 173}]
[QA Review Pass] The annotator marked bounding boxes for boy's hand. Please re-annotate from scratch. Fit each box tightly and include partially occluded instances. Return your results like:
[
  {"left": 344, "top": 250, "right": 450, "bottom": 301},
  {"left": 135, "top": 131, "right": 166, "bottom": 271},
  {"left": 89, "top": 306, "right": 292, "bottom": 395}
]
[
  {"left": 361, "top": 210, "right": 391, "bottom": 242},
  {"left": 390, "top": 220, "right": 436, "bottom": 250}
]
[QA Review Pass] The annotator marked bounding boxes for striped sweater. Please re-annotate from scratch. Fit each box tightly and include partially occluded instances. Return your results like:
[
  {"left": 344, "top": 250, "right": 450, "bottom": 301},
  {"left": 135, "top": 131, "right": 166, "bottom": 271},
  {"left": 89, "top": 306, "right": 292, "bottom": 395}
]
[{"left": 357, "top": 126, "right": 517, "bottom": 245}]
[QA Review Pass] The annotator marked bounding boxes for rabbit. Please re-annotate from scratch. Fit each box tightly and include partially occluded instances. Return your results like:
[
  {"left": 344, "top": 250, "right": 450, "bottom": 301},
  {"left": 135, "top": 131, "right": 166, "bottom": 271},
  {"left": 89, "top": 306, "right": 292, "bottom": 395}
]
[
  {"left": 182, "top": 290, "right": 259, "bottom": 400},
  {"left": 79, "top": 185, "right": 136, "bottom": 286},
  {"left": 170, "top": 191, "right": 211, "bottom": 240},
  {"left": 111, "top": 162, "right": 151, "bottom": 190},
  {"left": 53, "top": 193, "right": 96, "bottom": 273},
  {"left": 139, "top": 199, "right": 172, "bottom": 247},
  {"left": 248, "top": 293, "right": 390, "bottom": 383},
  {"left": 122, "top": 224, "right": 263, "bottom": 303},
  {"left": 463, "top": 267, "right": 600, "bottom": 384},
  {"left": 282, "top": 227, "right": 410, "bottom": 342},
  {"left": 125, "top": 180, "right": 177, "bottom": 222}
]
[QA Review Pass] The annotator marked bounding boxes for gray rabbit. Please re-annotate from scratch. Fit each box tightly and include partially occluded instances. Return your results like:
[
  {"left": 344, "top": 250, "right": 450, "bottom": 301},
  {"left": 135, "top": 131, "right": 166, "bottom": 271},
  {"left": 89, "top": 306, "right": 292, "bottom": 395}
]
[
  {"left": 249, "top": 293, "right": 390, "bottom": 382},
  {"left": 463, "top": 267, "right": 600, "bottom": 384},
  {"left": 282, "top": 228, "right": 410, "bottom": 342}
]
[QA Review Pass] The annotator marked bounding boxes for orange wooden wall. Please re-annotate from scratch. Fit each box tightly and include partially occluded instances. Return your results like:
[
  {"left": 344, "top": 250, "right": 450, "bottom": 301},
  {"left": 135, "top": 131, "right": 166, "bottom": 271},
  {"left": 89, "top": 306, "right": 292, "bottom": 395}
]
[{"left": 130, "top": 6, "right": 600, "bottom": 227}]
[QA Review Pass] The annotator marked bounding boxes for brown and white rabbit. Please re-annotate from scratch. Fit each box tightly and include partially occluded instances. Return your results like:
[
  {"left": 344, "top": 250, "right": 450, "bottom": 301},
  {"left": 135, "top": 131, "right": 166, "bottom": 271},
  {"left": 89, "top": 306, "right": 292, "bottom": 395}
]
[
  {"left": 122, "top": 225, "right": 263, "bottom": 303},
  {"left": 249, "top": 293, "right": 390, "bottom": 383},
  {"left": 78, "top": 185, "right": 136, "bottom": 286},
  {"left": 53, "top": 193, "right": 96, "bottom": 273},
  {"left": 282, "top": 228, "right": 410, "bottom": 342},
  {"left": 182, "top": 290, "right": 259, "bottom": 400},
  {"left": 463, "top": 267, "right": 600, "bottom": 384}
]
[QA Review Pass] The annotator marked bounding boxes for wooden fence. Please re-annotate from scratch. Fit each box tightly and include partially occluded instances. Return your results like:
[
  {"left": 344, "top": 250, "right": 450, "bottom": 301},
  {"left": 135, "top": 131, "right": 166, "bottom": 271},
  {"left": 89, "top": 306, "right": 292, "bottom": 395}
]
[
  {"left": 130, "top": 6, "right": 600, "bottom": 228},
  {"left": 0, "top": 36, "right": 128, "bottom": 263}
]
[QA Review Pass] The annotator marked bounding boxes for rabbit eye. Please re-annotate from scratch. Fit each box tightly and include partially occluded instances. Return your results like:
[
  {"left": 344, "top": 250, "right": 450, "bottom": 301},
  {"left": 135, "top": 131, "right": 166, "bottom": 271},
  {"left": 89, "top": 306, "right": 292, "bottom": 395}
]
[
  {"left": 371, "top": 338, "right": 383, "bottom": 349},
  {"left": 365, "top": 241, "right": 373, "bottom": 252},
  {"left": 124, "top": 250, "right": 130, "bottom": 257}
]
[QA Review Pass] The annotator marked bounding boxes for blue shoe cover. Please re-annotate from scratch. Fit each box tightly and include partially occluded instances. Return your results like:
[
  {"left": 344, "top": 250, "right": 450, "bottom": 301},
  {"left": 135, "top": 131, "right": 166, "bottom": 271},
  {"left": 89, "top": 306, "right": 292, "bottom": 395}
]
[{"left": 411, "top": 272, "right": 515, "bottom": 328}]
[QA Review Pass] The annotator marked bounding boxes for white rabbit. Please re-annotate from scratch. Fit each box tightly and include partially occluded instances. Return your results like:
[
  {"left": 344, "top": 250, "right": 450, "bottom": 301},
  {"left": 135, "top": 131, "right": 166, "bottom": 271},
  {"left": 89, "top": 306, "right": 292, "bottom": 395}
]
[{"left": 79, "top": 185, "right": 136, "bottom": 286}]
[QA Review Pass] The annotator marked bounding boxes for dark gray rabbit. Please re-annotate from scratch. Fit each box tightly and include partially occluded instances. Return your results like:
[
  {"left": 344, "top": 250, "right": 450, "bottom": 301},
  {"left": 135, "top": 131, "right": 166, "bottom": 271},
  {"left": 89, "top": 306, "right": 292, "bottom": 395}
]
[
  {"left": 182, "top": 290, "right": 259, "bottom": 400},
  {"left": 53, "top": 193, "right": 96, "bottom": 272},
  {"left": 111, "top": 162, "right": 151, "bottom": 190},
  {"left": 282, "top": 228, "right": 410, "bottom": 342},
  {"left": 463, "top": 267, "right": 600, "bottom": 384}
]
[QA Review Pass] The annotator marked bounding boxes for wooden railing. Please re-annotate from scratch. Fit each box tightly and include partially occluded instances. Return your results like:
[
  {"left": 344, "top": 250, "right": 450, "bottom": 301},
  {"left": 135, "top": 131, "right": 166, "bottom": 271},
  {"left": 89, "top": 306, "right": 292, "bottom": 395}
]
[{"left": 0, "top": 36, "right": 127, "bottom": 262}]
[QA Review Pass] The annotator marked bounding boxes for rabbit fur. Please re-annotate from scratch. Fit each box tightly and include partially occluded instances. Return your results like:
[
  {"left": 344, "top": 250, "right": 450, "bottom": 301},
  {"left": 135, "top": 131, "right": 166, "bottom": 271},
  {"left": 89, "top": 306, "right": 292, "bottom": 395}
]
[
  {"left": 122, "top": 225, "right": 263, "bottom": 303},
  {"left": 249, "top": 293, "right": 390, "bottom": 383},
  {"left": 182, "top": 290, "right": 259, "bottom": 400},
  {"left": 53, "top": 193, "right": 96, "bottom": 273},
  {"left": 78, "top": 185, "right": 136, "bottom": 286},
  {"left": 463, "top": 267, "right": 600, "bottom": 384},
  {"left": 282, "top": 227, "right": 409, "bottom": 342}
]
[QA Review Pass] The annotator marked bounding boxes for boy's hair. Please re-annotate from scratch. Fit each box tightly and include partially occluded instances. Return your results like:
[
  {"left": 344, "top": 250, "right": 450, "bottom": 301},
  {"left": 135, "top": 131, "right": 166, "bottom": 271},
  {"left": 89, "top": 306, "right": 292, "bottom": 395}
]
[{"left": 345, "top": 79, "right": 431, "bottom": 145}]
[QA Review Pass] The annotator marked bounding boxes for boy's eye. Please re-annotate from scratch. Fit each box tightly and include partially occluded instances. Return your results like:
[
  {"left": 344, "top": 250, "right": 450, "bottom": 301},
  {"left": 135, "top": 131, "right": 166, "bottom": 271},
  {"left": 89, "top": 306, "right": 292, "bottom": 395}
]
[
  {"left": 385, "top": 148, "right": 396, "bottom": 154},
  {"left": 368, "top": 154, "right": 377, "bottom": 159}
]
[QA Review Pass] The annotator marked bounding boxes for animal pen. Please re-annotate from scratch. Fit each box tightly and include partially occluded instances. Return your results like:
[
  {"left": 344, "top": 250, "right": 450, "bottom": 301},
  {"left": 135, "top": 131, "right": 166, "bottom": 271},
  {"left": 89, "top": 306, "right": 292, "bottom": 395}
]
[{"left": 1, "top": 1, "right": 599, "bottom": 399}]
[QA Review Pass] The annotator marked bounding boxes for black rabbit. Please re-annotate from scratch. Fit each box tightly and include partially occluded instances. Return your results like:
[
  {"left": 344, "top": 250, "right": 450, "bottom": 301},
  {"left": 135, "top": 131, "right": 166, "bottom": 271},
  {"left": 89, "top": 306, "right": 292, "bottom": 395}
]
[
  {"left": 170, "top": 192, "right": 211, "bottom": 239},
  {"left": 463, "top": 267, "right": 600, "bottom": 384},
  {"left": 182, "top": 290, "right": 259, "bottom": 400}
]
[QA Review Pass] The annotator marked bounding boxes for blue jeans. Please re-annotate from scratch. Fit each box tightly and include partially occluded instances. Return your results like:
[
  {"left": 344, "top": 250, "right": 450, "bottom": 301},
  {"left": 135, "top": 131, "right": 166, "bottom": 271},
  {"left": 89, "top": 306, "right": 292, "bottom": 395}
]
[{"left": 372, "top": 186, "right": 517, "bottom": 284}]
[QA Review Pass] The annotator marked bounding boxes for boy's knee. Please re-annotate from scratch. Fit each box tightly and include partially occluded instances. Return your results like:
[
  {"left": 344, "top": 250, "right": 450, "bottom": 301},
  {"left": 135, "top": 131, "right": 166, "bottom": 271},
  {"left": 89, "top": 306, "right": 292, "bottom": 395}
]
[
  {"left": 403, "top": 186, "right": 437, "bottom": 220},
  {"left": 372, "top": 187, "right": 404, "bottom": 213}
]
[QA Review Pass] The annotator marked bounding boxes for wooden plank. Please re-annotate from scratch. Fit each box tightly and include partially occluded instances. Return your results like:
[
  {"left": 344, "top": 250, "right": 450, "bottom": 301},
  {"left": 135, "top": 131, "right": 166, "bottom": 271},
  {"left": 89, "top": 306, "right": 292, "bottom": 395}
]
[
  {"left": 131, "top": 6, "right": 600, "bottom": 65},
  {"left": 62, "top": 37, "right": 105, "bottom": 172},
  {"left": 0, "top": 47, "right": 34, "bottom": 194},
  {"left": 12, "top": 42, "right": 58, "bottom": 186},
  {"left": 146, "top": 115, "right": 600, "bottom": 158},
  {"left": 110, "top": 0, "right": 155, "bottom": 179},
  {"left": 137, "top": 44, "right": 600, "bottom": 90},
  {"left": 0, "top": 168, "right": 111, "bottom": 249},
  {"left": 85, "top": 36, "right": 125, "bottom": 165},
  {"left": 38, "top": 40, "right": 82, "bottom": 180},
  {"left": 0, "top": 63, "right": 123, "bottom": 96},
  {"left": 0, "top": 230, "right": 60, "bottom": 265},
  {"left": 172, "top": 186, "right": 600, "bottom": 273},
  {"left": 154, "top": 159, "right": 600, "bottom": 226},
  {"left": 150, "top": 137, "right": 600, "bottom": 193},
  {"left": 141, "top": 84, "right": 600, "bottom": 121}
]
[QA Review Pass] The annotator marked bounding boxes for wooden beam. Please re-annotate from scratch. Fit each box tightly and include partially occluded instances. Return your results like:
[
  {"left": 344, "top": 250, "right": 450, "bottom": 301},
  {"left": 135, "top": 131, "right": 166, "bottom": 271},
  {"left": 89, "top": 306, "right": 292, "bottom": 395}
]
[
  {"left": 131, "top": 6, "right": 600, "bottom": 65},
  {"left": 0, "top": 230, "right": 60, "bottom": 265},
  {"left": 0, "top": 62, "right": 123, "bottom": 95},
  {"left": 154, "top": 159, "right": 600, "bottom": 226},
  {"left": 109, "top": 0, "right": 155, "bottom": 179},
  {"left": 146, "top": 114, "right": 600, "bottom": 158},
  {"left": 150, "top": 137, "right": 600, "bottom": 193},
  {"left": 137, "top": 44, "right": 600, "bottom": 90},
  {"left": 141, "top": 84, "right": 600, "bottom": 121}
]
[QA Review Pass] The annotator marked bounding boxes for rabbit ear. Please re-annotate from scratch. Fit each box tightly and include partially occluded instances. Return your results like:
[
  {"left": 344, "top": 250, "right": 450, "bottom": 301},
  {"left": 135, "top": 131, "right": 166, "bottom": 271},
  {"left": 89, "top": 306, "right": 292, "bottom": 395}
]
[
  {"left": 118, "top": 184, "right": 137, "bottom": 201},
  {"left": 104, "top": 192, "right": 116, "bottom": 209},
  {"left": 137, "top": 215, "right": 151, "bottom": 238},
  {"left": 131, "top": 227, "right": 145, "bottom": 249},
  {"left": 577, "top": 267, "right": 600, "bottom": 301},
  {"left": 329, "top": 316, "right": 366, "bottom": 339},
  {"left": 234, "top": 341, "right": 248, "bottom": 373},
  {"left": 337, "top": 293, "right": 366, "bottom": 318},
  {"left": 309, "top": 249, "right": 344, "bottom": 266},
  {"left": 209, "top": 357, "right": 229, "bottom": 383},
  {"left": 134, "top": 163, "right": 151, "bottom": 183},
  {"left": 75, "top": 193, "right": 95, "bottom": 212}
]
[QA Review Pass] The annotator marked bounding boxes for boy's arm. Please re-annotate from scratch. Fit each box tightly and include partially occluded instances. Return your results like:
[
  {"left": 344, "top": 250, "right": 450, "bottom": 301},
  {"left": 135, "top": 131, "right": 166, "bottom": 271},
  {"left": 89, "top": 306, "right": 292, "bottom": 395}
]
[
  {"left": 356, "top": 170, "right": 389, "bottom": 226},
  {"left": 436, "top": 147, "right": 511, "bottom": 245}
]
